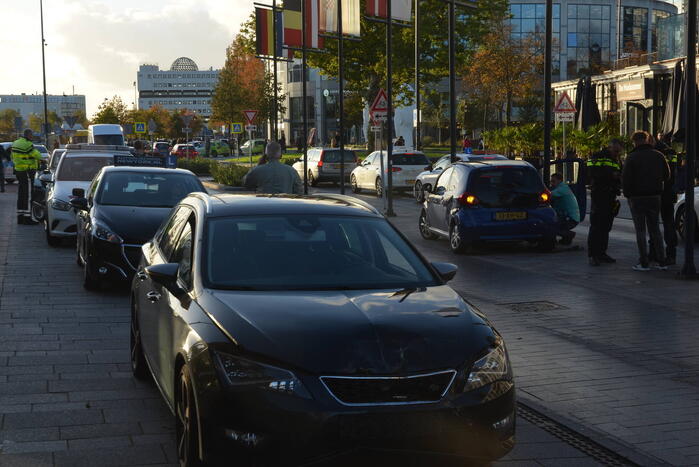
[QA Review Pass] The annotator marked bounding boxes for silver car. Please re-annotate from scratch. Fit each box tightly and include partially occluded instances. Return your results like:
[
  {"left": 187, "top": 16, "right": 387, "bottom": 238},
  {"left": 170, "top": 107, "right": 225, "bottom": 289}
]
[
  {"left": 1, "top": 142, "right": 15, "bottom": 183},
  {"left": 675, "top": 186, "right": 699, "bottom": 241}
]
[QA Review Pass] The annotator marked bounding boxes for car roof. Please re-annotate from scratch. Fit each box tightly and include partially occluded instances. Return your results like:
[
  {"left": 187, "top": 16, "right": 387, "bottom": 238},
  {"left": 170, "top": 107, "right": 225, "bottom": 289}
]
[
  {"left": 100, "top": 166, "right": 196, "bottom": 176},
  {"left": 455, "top": 160, "right": 535, "bottom": 169},
  {"left": 184, "top": 193, "right": 382, "bottom": 218}
]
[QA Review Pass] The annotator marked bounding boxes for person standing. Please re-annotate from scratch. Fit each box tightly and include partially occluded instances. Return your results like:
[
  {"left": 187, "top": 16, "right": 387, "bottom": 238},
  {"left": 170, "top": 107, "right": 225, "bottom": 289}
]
[
  {"left": 243, "top": 142, "right": 303, "bottom": 194},
  {"left": 11, "top": 129, "right": 42, "bottom": 224},
  {"left": 279, "top": 131, "right": 287, "bottom": 153},
  {"left": 623, "top": 131, "right": 670, "bottom": 271},
  {"left": 0, "top": 145, "right": 8, "bottom": 193},
  {"left": 550, "top": 173, "right": 580, "bottom": 245},
  {"left": 587, "top": 139, "right": 623, "bottom": 266},
  {"left": 650, "top": 133, "right": 678, "bottom": 264}
]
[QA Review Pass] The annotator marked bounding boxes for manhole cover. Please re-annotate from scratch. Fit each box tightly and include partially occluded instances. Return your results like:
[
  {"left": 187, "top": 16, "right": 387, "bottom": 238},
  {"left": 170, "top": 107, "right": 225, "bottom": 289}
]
[{"left": 502, "top": 301, "right": 566, "bottom": 312}]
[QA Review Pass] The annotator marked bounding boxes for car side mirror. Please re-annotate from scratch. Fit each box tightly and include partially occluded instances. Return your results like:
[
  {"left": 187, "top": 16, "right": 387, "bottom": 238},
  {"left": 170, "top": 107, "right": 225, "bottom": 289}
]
[
  {"left": 425, "top": 164, "right": 433, "bottom": 171},
  {"left": 434, "top": 186, "right": 446, "bottom": 196},
  {"left": 432, "top": 262, "right": 458, "bottom": 282},
  {"left": 69, "top": 197, "right": 88, "bottom": 211},
  {"left": 145, "top": 263, "right": 184, "bottom": 295},
  {"left": 72, "top": 188, "right": 85, "bottom": 198},
  {"left": 39, "top": 173, "right": 53, "bottom": 183}
]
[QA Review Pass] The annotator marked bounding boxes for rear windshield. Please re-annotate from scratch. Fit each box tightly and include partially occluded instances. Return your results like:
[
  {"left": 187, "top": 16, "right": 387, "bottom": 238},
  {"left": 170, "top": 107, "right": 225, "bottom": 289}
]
[
  {"left": 97, "top": 172, "right": 204, "bottom": 207},
  {"left": 322, "top": 150, "right": 356, "bottom": 162},
  {"left": 391, "top": 153, "right": 430, "bottom": 165},
  {"left": 93, "top": 135, "right": 124, "bottom": 146},
  {"left": 177, "top": 145, "right": 195, "bottom": 150},
  {"left": 57, "top": 156, "right": 112, "bottom": 182},
  {"left": 469, "top": 167, "right": 545, "bottom": 208},
  {"left": 154, "top": 143, "right": 169, "bottom": 150}
]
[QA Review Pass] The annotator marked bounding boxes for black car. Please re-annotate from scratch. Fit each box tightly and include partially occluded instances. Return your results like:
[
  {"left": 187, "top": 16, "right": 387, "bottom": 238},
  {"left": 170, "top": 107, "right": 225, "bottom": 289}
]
[
  {"left": 130, "top": 193, "right": 516, "bottom": 466},
  {"left": 72, "top": 166, "right": 206, "bottom": 289}
]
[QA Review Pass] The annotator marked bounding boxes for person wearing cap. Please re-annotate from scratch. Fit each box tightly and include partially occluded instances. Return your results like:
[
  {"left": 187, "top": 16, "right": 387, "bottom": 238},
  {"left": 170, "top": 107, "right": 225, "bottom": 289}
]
[{"left": 11, "top": 129, "right": 42, "bottom": 224}]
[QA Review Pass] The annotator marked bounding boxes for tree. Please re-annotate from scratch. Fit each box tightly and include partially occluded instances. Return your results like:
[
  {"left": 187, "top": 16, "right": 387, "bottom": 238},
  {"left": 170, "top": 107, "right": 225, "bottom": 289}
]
[
  {"left": 0, "top": 109, "right": 21, "bottom": 139},
  {"left": 422, "top": 90, "right": 448, "bottom": 145},
  {"left": 169, "top": 109, "right": 204, "bottom": 141},
  {"left": 463, "top": 22, "right": 544, "bottom": 126},
  {"left": 92, "top": 96, "right": 129, "bottom": 124}
]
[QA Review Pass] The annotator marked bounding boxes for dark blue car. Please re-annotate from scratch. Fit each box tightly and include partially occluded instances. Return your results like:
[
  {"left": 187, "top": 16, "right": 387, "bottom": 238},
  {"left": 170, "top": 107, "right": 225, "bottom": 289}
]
[{"left": 419, "top": 160, "right": 558, "bottom": 253}]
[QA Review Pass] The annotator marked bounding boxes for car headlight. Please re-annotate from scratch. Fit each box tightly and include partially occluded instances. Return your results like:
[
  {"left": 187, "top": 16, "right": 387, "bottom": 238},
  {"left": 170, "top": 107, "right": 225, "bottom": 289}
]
[
  {"left": 464, "top": 341, "right": 510, "bottom": 392},
  {"left": 92, "top": 221, "right": 123, "bottom": 244},
  {"left": 50, "top": 199, "right": 71, "bottom": 211},
  {"left": 214, "top": 352, "right": 312, "bottom": 399}
]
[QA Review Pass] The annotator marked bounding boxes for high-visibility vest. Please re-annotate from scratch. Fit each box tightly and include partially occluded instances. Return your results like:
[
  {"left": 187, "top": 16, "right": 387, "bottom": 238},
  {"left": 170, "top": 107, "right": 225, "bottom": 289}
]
[{"left": 11, "top": 137, "right": 42, "bottom": 171}]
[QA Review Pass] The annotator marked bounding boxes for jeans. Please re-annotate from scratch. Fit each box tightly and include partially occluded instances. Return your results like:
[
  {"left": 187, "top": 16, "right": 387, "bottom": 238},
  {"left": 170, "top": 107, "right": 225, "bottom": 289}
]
[
  {"left": 649, "top": 193, "right": 678, "bottom": 260},
  {"left": 629, "top": 196, "right": 665, "bottom": 266}
]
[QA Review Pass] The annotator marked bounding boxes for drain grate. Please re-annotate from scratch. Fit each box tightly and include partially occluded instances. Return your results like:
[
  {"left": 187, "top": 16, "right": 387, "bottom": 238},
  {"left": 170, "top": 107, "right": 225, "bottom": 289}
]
[
  {"left": 503, "top": 301, "right": 567, "bottom": 312},
  {"left": 518, "top": 403, "right": 638, "bottom": 466}
]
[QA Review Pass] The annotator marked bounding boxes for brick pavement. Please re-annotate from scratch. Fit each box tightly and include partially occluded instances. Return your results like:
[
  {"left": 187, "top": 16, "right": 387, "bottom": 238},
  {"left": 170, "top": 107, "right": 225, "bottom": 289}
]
[{"left": 0, "top": 183, "right": 613, "bottom": 466}]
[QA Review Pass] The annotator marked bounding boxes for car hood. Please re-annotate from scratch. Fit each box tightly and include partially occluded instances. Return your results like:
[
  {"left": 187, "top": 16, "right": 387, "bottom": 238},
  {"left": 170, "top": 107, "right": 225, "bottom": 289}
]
[
  {"left": 204, "top": 286, "right": 494, "bottom": 375},
  {"left": 95, "top": 205, "right": 172, "bottom": 244}
]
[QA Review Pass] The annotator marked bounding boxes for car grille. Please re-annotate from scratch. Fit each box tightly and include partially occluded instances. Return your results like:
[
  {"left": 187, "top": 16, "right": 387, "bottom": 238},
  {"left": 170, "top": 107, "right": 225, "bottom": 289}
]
[
  {"left": 321, "top": 370, "right": 456, "bottom": 406},
  {"left": 123, "top": 244, "right": 143, "bottom": 270}
]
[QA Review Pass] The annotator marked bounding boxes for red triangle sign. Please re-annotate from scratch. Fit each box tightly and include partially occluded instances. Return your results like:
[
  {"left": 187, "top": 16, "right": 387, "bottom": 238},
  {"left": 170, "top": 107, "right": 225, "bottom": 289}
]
[
  {"left": 370, "top": 89, "right": 389, "bottom": 112},
  {"left": 554, "top": 92, "right": 576, "bottom": 113},
  {"left": 243, "top": 110, "right": 258, "bottom": 124}
]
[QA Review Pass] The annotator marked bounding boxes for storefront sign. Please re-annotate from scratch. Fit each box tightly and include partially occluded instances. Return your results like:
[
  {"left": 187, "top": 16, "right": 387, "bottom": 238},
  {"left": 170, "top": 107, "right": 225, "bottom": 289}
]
[{"left": 617, "top": 79, "right": 646, "bottom": 101}]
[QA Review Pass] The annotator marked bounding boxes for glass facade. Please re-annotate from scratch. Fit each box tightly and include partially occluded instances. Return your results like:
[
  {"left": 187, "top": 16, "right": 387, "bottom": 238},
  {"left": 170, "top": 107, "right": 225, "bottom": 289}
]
[
  {"left": 622, "top": 7, "right": 649, "bottom": 53},
  {"left": 652, "top": 9, "right": 672, "bottom": 52},
  {"left": 567, "top": 4, "right": 612, "bottom": 78},
  {"left": 509, "top": 3, "right": 561, "bottom": 76},
  {"left": 656, "top": 13, "right": 684, "bottom": 61}
]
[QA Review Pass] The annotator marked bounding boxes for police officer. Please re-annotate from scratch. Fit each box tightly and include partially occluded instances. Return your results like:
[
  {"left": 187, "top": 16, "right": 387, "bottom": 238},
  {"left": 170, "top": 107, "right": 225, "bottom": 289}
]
[
  {"left": 650, "top": 133, "right": 678, "bottom": 264},
  {"left": 11, "top": 129, "right": 42, "bottom": 225},
  {"left": 587, "top": 139, "right": 623, "bottom": 266}
]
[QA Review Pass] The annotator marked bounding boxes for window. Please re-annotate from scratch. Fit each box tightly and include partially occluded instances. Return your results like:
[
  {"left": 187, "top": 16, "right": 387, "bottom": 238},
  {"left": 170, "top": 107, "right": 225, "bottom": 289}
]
[
  {"left": 435, "top": 167, "right": 454, "bottom": 194},
  {"left": 97, "top": 172, "right": 204, "bottom": 208},
  {"left": 171, "top": 221, "right": 193, "bottom": 288},
  {"left": 509, "top": 3, "right": 560, "bottom": 76},
  {"left": 56, "top": 157, "right": 113, "bottom": 182},
  {"left": 158, "top": 207, "right": 191, "bottom": 260},
  {"left": 567, "top": 4, "right": 612, "bottom": 78},
  {"left": 623, "top": 7, "right": 648, "bottom": 53},
  {"left": 468, "top": 167, "right": 545, "bottom": 208},
  {"left": 434, "top": 156, "right": 451, "bottom": 171}
]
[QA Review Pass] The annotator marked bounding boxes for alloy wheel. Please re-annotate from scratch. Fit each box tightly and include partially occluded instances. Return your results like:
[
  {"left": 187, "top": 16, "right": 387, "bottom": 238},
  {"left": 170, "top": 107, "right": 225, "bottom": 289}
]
[
  {"left": 419, "top": 210, "right": 436, "bottom": 240},
  {"left": 375, "top": 178, "right": 383, "bottom": 198},
  {"left": 176, "top": 366, "right": 200, "bottom": 467},
  {"left": 351, "top": 175, "right": 361, "bottom": 193},
  {"left": 414, "top": 181, "right": 424, "bottom": 202}
]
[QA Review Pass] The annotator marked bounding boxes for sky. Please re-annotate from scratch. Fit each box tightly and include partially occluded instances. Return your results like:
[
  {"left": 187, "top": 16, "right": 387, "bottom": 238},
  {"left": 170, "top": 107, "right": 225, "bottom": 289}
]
[{"left": 1, "top": 0, "right": 256, "bottom": 116}]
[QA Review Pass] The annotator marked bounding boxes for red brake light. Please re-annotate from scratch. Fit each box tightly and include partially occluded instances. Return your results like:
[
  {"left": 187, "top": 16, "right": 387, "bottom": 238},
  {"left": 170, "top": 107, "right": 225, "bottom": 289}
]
[
  {"left": 317, "top": 160, "right": 323, "bottom": 168},
  {"left": 539, "top": 190, "right": 551, "bottom": 204},
  {"left": 458, "top": 193, "right": 479, "bottom": 206},
  {"left": 391, "top": 167, "right": 402, "bottom": 172}
]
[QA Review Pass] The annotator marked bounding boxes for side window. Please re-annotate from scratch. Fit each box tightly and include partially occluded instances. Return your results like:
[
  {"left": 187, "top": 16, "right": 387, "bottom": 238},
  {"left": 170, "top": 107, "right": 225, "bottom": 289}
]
[
  {"left": 88, "top": 176, "right": 100, "bottom": 202},
  {"left": 435, "top": 157, "right": 450, "bottom": 171},
  {"left": 170, "top": 220, "right": 194, "bottom": 288},
  {"left": 447, "top": 166, "right": 462, "bottom": 193},
  {"left": 158, "top": 207, "right": 191, "bottom": 260},
  {"left": 435, "top": 167, "right": 454, "bottom": 194},
  {"left": 364, "top": 154, "right": 375, "bottom": 166}
]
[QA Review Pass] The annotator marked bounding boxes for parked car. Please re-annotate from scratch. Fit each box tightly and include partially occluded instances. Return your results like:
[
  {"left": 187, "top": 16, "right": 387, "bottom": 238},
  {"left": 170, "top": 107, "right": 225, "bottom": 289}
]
[
  {"left": 48, "top": 148, "right": 67, "bottom": 173},
  {"left": 675, "top": 186, "right": 699, "bottom": 241},
  {"left": 35, "top": 144, "right": 50, "bottom": 161},
  {"left": 292, "top": 148, "right": 358, "bottom": 186},
  {"left": 350, "top": 150, "right": 431, "bottom": 196},
  {"left": 1, "top": 142, "right": 15, "bottom": 184},
  {"left": 239, "top": 138, "right": 265, "bottom": 155},
  {"left": 153, "top": 141, "right": 171, "bottom": 157},
  {"left": 171, "top": 144, "right": 199, "bottom": 159},
  {"left": 73, "top": 166, "right": 205, "bottom": 289},
  {"left": 419, "top": 160, "right": 558, "bottom": 252},
  {"left": 209, "top": 140, "right": 231, "bottom": 157},
  {"left": 414, "top": 154, "right": 508, "bottom": 202},
  {"left": 130, "top": 193, "right": 515, "bottom": 466},
  {"left": 42, "top": 144, "right": 132, "bottom": 247}
]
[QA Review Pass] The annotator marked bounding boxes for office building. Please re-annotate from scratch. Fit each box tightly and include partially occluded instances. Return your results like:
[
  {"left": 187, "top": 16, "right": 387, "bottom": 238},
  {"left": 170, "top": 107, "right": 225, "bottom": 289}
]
[{"left": 0, "top": 94, "right": 86, "bottom": 121}]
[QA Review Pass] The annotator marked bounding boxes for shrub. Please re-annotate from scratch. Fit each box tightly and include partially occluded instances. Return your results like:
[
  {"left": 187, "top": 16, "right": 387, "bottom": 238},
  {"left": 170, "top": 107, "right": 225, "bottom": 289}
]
[
  {"left": 422, "top": 136, "right": 434, "bottom": 147},
  {"left": 210, "top": 163, "right": 250, "bottom": 186},
  {"left": 176, "top": 158, "right": 213, "bottom": 176}
]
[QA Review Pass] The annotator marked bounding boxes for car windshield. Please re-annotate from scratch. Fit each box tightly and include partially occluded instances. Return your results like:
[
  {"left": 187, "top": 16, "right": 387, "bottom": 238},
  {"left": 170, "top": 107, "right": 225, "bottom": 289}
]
[
  {"left": 470, "top": 167, "right": 544, "bottom": 208},
  {"left": 177, "top": 145, "right": 195, "bottom": 150},
  {"left": 391, "top": 153, "right": 430, "bottom": 165},
  {"left": 322, "top": 150, "right": 356, "bottom": 163},
  {"left": 93, "top": 135, "right": 124, "bottom": 145},
  {"left": 97, "top": 172, "right": 204, "bottom": 207},
  {"left": 56, "top": 156, "right": 113, "bottom": 181},
  {"left": 205, "top": 215, "right": 439, "bottom": 291}
]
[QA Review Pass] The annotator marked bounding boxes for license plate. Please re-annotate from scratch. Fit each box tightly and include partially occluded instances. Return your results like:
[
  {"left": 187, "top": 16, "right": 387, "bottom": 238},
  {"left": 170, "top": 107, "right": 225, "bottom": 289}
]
[
  {"left": 331, "top": 164, "right": 341, "bottom": 169},
  {"left": 494, "top": 211, "right": 527, "bottom": 221},
  {"left": 405, "top": 180, "right": 415, "bottom": 185}
]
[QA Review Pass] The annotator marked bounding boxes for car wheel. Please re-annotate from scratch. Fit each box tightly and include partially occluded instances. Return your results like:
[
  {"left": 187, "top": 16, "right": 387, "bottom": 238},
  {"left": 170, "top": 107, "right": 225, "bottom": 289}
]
[
  {"left": 130, "top": 303, "right": 150, "bottom": 381},
  {"left": 419, "top": 209, "right": 437, "bottom": 240},
  {"left": 676, "top": 205, "right": 699, "bottom": 241},
  {"left": 375, "top": 178, "right": 383, "bottom": 198},
  {"left": 414, "top": 181, "right": 425, "bottom": 203},
  {"left": 449, "top": 221, "right": 471, "bottom": 254},
  {"left": 308, "top": 171, "right": 318, "bottom": 187},
  {"left": 537, "top": 237, "right": 556, "bottom": 252},
  {"left": 176, "top": 364, "right": 204, "bottom": 467},
  {"left": 45, "top": 220, "right": 61, "bottom": 247},
  {"left": 83, "top": 258, "right": 100, "bottom": 290},
  {"left": 350, "top": 175, "right": 361, "bottom": 193}
]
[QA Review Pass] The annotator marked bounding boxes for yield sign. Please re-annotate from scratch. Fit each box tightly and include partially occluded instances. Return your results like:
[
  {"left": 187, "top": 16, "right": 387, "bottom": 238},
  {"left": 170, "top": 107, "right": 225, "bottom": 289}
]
[
  {"left": 554, "top": 91, "right": 576, "bottom": 113},
  {"left": 243, "top": 110, "right": 258, "bottom": 125}
]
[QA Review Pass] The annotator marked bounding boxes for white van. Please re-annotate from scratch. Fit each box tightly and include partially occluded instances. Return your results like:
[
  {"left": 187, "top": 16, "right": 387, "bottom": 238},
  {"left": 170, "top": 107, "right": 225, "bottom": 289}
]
[{"left": 88, "top": 124, "right": 125, "bottom": 146}]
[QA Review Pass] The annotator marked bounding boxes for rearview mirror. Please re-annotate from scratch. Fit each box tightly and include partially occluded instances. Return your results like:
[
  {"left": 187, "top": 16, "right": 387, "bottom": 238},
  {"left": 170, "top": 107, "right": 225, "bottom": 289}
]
[
  {"left": 39, "top": 173, "right": 53, "bottom": 183},
  {"left": 145, "top": 263, "right": 184, "bottom": 297},
  {"left": 69, "top": 197, "right": 88, "bottom": 211},
  {"left": 432, "top": 262, "right": 458, "bottom": 282},
  {"left": 72, "top": 188, "right": 85, "bottom": 198},
  {"left": 425, "top": 164, "right": 433, "bottom": 171}
]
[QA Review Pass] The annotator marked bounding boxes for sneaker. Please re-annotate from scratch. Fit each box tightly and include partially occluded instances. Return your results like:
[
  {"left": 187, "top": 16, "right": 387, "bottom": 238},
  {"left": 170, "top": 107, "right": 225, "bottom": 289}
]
[
  {"left": 600, "top": 254, "right": 617, "bottom": 263},
  {"left": 653, "top": 261, "right": 669, "bottom": 271},
  {"left": 632, "top": 263, "right": 650, "bottom": 271}
]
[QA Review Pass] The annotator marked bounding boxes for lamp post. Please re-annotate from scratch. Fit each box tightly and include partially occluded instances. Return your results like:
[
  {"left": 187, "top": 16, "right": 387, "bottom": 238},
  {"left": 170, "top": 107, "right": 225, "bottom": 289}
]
[
  {"left": 39, "top": 0, "right": 49, "bottom": 144},
  {"left": 681, "top": 0, "right": 697, "bottom": 277},
  {"left": 543, "top": 0, "right": 553, "bottom": 184}
]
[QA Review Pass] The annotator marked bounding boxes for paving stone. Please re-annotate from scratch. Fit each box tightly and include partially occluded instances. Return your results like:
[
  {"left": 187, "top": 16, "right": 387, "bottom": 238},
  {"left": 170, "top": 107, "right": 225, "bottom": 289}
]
[
  {"left": 2, "top": 410, "right": 104, "bottom": 429},
  {"left": 53, "top": 444, "right": 167, "bottom": 466}
]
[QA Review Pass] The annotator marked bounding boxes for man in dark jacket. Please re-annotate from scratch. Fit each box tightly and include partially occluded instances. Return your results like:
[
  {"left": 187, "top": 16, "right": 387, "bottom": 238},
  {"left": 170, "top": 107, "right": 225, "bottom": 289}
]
[
  {"left": 587, "top": 139, "right": 623, "bottom": 266},
  {"left": 650, "top": 133, "right": 678, "bottom": 264},
  {"left": 623, "top": 131, "right": 670, "bottom": 271}
]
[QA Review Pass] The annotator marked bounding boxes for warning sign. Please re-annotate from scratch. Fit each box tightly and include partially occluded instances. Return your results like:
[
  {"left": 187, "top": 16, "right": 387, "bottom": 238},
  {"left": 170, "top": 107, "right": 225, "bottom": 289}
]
[
  {"left": 369, "top": 88, "right": 389, "bottom": 122},
  {"left": 554, "top": 92, "right": 576, "bottom": 113}
]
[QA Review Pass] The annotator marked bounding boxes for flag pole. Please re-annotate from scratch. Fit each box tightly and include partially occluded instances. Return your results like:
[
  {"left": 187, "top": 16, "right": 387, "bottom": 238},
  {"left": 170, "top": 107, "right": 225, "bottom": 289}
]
[
  {"left": 386, "top": 0, "right": 395, "bottom": 217},
  {"left": 448, "top": 0, "right": 456, "bottom": 161},
  {"left": 302, "top": 0, "right": 309, "bottom": 194},
  {"left": 415, "top": 0, "right": 421, "bottom": 151},
  {"left": 273, "top": 0, "right": 278, "bottom": 142},
  {"left": 338, "top": 0, "right": 346, "bottom": 194}
]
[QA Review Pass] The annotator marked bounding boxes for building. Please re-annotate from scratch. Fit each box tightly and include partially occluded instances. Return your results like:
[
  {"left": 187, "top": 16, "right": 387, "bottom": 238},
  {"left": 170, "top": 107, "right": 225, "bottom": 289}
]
[
  {"left": 0, "top": 94, "right": 86, "bottom": 121},
  {"left": 136, "top": 57, "right": 219, "bottom": 118},
  {"left": 509, "top": 0, "right": 679, "bottom": 81}
]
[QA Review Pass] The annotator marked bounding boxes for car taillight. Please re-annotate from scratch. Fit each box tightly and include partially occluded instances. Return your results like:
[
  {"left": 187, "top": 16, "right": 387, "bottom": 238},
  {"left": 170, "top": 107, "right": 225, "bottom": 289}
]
[
  {"left": 458, "top": 193, "right": 479, "bottom": 206},
  {"left": 317, "top": 160, "right": 323, "bottom": 168},
  {"left": 539, "top": 190, "right": 551, "bottom": 205},
  {"left": 391, "top": 167, "right": 402, "bottom": 172}
]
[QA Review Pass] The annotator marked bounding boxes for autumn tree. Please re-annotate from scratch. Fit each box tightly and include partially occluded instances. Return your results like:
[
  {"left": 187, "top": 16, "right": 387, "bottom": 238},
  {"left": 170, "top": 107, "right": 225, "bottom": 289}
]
[
  {"left": 92, "top": 96, "right": 129, "bottom": 124},
  {"left": 0, "top": 109, "right": 21, "bottom": 139}
]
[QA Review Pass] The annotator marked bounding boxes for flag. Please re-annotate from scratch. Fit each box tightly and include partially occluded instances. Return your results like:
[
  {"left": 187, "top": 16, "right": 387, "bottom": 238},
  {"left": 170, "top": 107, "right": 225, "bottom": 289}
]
[
  {"left": 257, "top": 8, "right": 291, "bottom": 58},
  {"left": 319, "top": 0, "right": 360, "bottom": 37},
  {"left": 365, "top": 0, "right": 412, "bottom": 22},
  {"left": 283, "top": 0, "right": 324, "bottom": 49}
]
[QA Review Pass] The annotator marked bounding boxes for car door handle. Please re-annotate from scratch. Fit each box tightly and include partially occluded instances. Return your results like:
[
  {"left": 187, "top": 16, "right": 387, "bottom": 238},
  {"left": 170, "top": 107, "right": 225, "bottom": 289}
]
[
  {"left": 136, "top": 271, "right": 148, "bottom": 282},
  {"left": 146, "top": 291, "right": 161, "bottom": 303}
]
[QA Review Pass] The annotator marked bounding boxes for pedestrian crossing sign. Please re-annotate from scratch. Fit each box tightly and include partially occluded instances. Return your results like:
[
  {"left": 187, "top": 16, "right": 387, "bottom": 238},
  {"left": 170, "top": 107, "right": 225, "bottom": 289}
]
[
  {"left": 232, "top": 123, "right": 243, "bottom": 134},
  {"left": 135, "top": 122, "right": 146, "bottom": 134}
]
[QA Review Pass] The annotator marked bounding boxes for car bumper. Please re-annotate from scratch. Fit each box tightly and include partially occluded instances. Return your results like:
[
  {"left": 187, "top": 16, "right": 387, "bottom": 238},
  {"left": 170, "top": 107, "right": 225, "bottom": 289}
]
[
  {"left": 457, "top": 208, "right": 557, "bottom": 242},
  {"left": 86, "top": 240, "right": 143, "bottom": 282},
  {"left": 47, "top": 208, "right": 78, "bottom": 237}
]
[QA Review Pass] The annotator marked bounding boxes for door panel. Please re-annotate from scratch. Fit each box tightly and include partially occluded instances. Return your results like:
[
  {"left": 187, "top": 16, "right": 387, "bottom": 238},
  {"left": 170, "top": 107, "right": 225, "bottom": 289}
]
[{"left": 426, "top": 167, "right": 455, "bottom": 232}]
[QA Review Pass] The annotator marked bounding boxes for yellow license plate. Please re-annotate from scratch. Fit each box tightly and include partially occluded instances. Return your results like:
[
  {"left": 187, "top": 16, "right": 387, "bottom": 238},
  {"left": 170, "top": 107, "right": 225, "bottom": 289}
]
[{"left": 494, "top": 211, "right": 527, "bottom": 221}]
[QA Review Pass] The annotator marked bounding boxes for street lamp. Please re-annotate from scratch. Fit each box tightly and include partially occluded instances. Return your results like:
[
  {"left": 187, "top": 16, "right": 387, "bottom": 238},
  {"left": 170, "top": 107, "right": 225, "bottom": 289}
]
[
  {"left": 543, "top": 0, "right": 553, "bottom": 184},
  {"left": 39, "top": 0, "right": 49, "bottom": 145}
]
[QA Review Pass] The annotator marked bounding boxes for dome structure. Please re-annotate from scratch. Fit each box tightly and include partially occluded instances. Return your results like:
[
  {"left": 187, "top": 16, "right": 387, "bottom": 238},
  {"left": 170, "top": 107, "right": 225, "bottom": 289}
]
[{"left": 170, "top": 57, "right": 198, "bottom": 71}]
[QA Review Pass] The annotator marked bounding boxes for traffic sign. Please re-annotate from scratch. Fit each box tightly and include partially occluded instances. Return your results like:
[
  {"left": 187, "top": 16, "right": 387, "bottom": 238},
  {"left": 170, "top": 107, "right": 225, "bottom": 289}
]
[
  {"left": 243, "top": 110, "right": 258, "bottom": 125},
  {"left": 245, "top": 125, "right": 257, "bottom": 132},
  {"left": 181, "top": 114, "right": 194, "bottom": 127},
  {"left": 369, "top": 88, "right": 389, "bottom": 122},
  {"left": 555, "top": 112, "right": 575, "bottom": 122},
  {"left": 232, "top": 123, "right": 243, "bottom": 134},
  {"left": 554, "top": 91, "right": 576, "bottom": 113},
  {"left": 182, "top": 127, "right": 192, "bottom": 133},
  {"left": 122, "top": 123, "right": 134, "bottom": 135},
  {"left": 64, "top": 116, "right": 78, "bottom": 128},
  {"left": 135, "top": 122, "right": 146, "bottom": 134},
  {"left": 370, "top": 125, "right": 382, "bottom": 132}
]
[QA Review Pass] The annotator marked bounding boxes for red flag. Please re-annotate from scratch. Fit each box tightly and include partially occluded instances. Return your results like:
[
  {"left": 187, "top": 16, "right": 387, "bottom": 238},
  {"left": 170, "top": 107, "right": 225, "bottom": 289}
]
[{"left": 283, "top": 0, "right": 324, "bottom": 49}]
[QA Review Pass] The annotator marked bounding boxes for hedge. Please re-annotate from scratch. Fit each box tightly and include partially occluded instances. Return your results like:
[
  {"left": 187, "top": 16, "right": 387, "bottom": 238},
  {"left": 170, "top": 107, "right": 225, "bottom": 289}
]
[
  {"left": 176, "top": 158, "right": 214, "bottom": 176},
  {"left": 210, "top": 163, "right": 250, "bottom": 187}
]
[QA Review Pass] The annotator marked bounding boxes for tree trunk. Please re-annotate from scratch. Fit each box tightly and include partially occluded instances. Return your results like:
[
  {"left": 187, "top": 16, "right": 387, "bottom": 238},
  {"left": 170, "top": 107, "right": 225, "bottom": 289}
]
[{"left": 506, "top": 91, "right": 512, "bottom": 127}]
